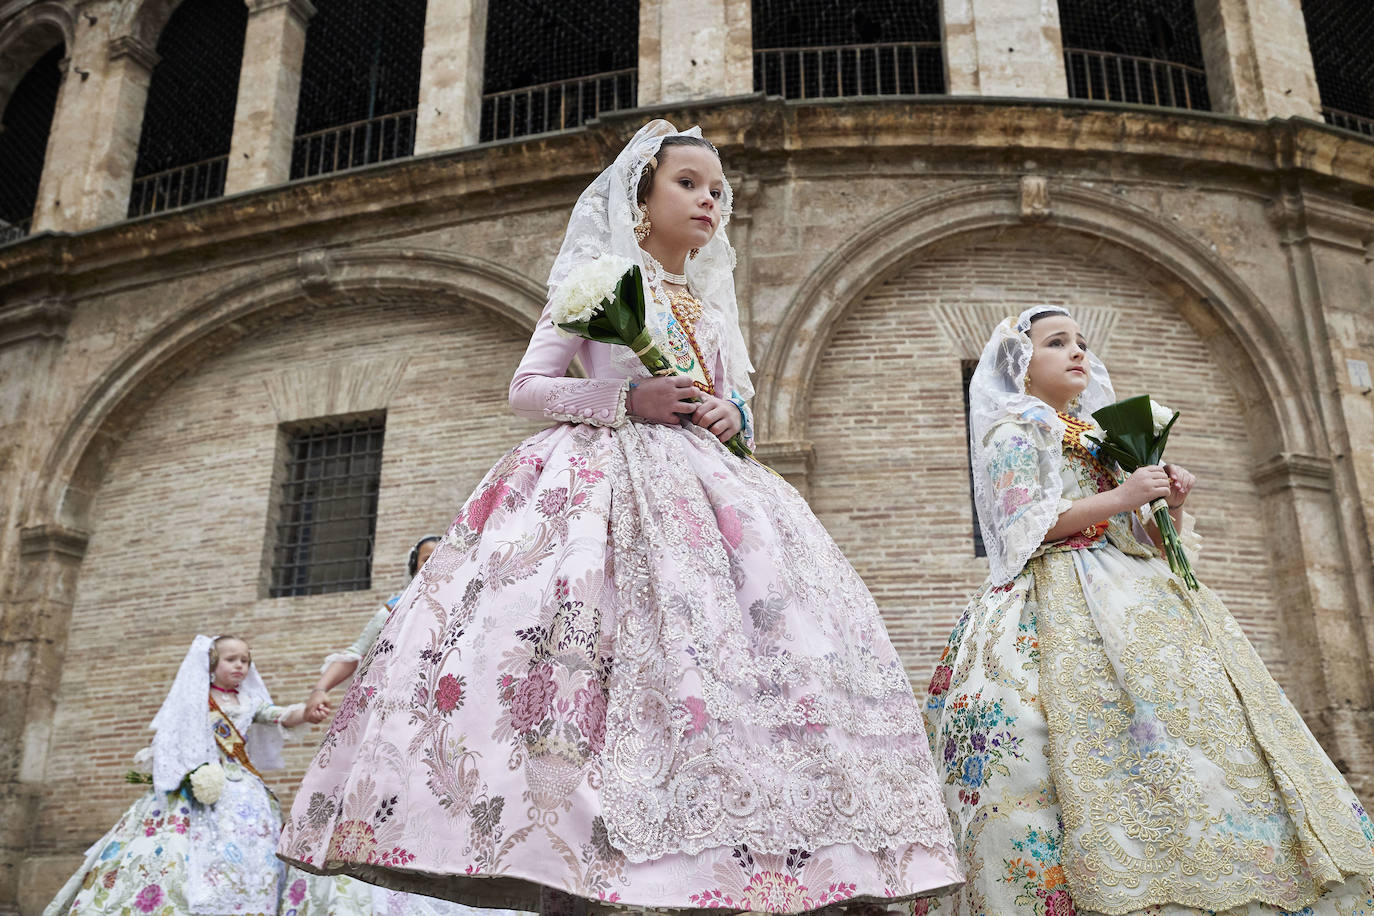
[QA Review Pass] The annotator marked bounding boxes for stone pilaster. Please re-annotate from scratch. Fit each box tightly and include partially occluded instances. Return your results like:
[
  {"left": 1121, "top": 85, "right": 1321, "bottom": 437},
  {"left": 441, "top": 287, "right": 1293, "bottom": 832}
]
[
  {"left": 224, "top": 0, "right": 316, "bottom": 194},
  {"left": 941, "top": 0, "right": 1068, "bottom": 97},
  {"left": 414, "top": 0, "right": 487, "bottom": 153},
  {"left": 1195, "top": 0, "right": 1322, "bottom": 119},
  {"left": 638, "top": 0, "right": 752, "bottom": 106}
]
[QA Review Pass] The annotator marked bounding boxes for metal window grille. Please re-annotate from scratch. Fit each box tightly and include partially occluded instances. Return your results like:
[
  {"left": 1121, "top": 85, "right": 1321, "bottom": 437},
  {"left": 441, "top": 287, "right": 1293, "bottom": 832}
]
[
  {"left": 1303, "top": 0, "right": 1374, "bottom": 136},
  {"left": 752, "top": 0, "right": 946, "bottom": 98},
  {"left": 0, "top": 44, "right": 62, "bottom": 241},
  {"left": 269, "top": 416, "right": 385, "bottom": 598},
  {"left": 292, "top": 0, "right": 426, "bottom": 179},
  {"left": 128, "top": 0, "right": 246, "bottom": 217},
  {"left": 480, "top": 0, "right": 638, "bottom": 142},
  {"left": 962, "top": 361, "right": 986, "bottom": 558},
  {"left": 1058, "top": 0, "right": 1211, "bottom": 111}
]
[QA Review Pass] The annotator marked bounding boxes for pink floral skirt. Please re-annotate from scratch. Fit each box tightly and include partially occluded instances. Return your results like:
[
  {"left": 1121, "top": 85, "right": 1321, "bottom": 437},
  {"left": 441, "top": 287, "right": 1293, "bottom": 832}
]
[{"left": 278, "top": 421, "right": 960, "bottom": 912}]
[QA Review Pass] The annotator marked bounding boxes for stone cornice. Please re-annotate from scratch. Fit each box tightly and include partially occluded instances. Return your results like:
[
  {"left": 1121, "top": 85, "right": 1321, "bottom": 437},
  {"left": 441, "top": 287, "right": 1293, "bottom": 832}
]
[
  {"left": 3, "top": 97, "right": 1372, "bottom": 299},
  {"left": 1252, "top": 453, "right": 1335, "bottom": 495},
  {"left": 19, "top": 523, "right": 90, "bottom": 560},
  {"left": 0, "top": 297, "right": 73, "bottom": 348},
  {"left": 107, "top": 34, "right": 158, "bottom": 70}
]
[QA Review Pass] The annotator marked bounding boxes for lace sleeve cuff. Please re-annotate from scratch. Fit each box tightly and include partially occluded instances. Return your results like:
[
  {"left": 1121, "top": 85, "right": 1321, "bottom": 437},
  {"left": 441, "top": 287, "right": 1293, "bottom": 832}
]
[{"left": 544, "top": 378, "right": 629, "bottom": 427}]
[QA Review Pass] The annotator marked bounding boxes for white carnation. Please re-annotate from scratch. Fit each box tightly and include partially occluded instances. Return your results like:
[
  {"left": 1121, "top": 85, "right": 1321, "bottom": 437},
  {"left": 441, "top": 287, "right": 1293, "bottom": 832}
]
[
  {"left": 1078, "top": 420, "right": 1105, "bottom": 453},
  {"left": 189, "top": 762, "right": 225, "bottom": 805},
  {"left": 1149, "top": 399, "right": 1176, "bottom": 435},
  {"left": 550, "top": 254, "right": 636, "bottom": 329}
]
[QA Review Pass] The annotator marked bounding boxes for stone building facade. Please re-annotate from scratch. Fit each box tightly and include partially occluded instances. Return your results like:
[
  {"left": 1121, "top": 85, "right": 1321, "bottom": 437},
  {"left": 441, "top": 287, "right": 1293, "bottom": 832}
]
[{"left": 2, "top": 0, "right": 1374, "bottom": 912}]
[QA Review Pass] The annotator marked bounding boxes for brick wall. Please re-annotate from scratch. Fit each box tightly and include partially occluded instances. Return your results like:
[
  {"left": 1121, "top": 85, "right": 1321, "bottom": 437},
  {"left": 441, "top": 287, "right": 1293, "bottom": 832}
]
[
  {"left": 35, "top": 298, "right": 542, "bottom": 856},
  {"left": 809, "top": 237, "right": 1288, "bottom": 690}
]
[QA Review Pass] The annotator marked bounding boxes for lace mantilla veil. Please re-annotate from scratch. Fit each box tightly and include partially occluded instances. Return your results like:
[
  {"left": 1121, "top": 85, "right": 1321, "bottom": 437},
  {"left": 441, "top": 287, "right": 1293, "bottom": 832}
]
[
  {"left": 968, "top": 306, "right": 1115, "bottom": 584},
  {"left": 148, "top": 635, "right": 284, "bottom": 793},
  {"left": 547, "top": 119, "right": 754, "bottom": 403}
]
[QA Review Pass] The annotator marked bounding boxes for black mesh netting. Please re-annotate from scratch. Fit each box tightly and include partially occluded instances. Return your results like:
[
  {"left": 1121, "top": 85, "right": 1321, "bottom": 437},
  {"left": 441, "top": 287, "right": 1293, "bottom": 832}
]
[
  {"left": 1303, "top": 0, "right": 1374, "bottom": 134},
  {"left": 291, "top": 0, "right": 426, "bottom": 178},
  {"left": 1057, "top": 0, "right": 1210, "bottom": 110},
  {"left": 752, "top": 0, "right": 945, "bottom": 98},
  {"left": 480, "top": 0, "right": 638, "bottom": 142},
  {"left": 129, "top": 0, "right": 246, "bottom": 216},
  {"left": 0, "top": 43, "right": 62, "bottom": 240}
]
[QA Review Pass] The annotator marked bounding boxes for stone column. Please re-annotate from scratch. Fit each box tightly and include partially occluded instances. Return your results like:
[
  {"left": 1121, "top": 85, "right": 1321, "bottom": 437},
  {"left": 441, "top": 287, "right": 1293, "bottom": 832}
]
[
  {"left": 639, "top": 0, "right": 752, "bottom": 106},
  {"left": 32, "top": 33, "right": 158, "bottom": 232},
  {"left": 224, "top": 0, "right": 315, "bottom": 195},
  {"left": 941, "top": 0, "right": 1068, "bottom": 97},
  {"left": 1194, "top": 0, "right": 1322, "bottom": 120},
  {"left": 414, "top": 0, "right": 487, "bottom": 153}
]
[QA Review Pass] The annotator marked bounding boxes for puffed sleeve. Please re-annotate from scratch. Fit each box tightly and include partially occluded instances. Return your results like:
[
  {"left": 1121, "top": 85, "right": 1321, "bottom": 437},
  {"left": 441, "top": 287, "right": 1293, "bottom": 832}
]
[
  {"left": 509, "top": 301, "right": 630, "bottom": 428},
  {"left": 980, "top": 419, "right": 1065, "bottom": 584}
]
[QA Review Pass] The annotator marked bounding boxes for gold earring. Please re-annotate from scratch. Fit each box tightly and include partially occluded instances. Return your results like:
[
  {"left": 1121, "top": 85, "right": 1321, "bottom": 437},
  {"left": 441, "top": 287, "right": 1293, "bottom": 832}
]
[
  {"left": 634, "top": 216, "right": 651, "bottom": 244},
  {"left": 689, "top": 248, "right": 699, "bottom": 260}
]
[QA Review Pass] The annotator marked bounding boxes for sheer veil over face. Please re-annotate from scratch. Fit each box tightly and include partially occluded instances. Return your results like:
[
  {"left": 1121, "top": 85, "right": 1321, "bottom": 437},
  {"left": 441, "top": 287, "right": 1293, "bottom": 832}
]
[
  {"left": 968, "top": 306, "right": 1115, "bottom": 583},
  {"left": 547, "top": 119, "right": 754, "bottom": 402}
]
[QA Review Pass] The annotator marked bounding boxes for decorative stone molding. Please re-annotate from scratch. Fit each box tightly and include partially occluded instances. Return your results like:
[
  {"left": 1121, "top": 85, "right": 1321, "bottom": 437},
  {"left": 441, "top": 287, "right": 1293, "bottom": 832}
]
[
  {"left": 264, "top": 357, "right": 410, "bottom": 423},
  {"left": 246, "top": 0, "right": 315, "bottom": 22},
  {"left": 754, "top": 439, "right": 814, "bottom": 497},
  {"left": 0, "top": 298, "right": 74, "bottom": 348},
  {"left": 1019, "top": 175, "right": 1050, "bottom": 221},
  {"left": 1251, "top": 453, "right": 1334, "bottom": 495},
  {"left": 106, "top": 34, "right": 159, "bottom": 71},
  {"left": 18, "top": 524, "right": 90, "bottom": 560}
]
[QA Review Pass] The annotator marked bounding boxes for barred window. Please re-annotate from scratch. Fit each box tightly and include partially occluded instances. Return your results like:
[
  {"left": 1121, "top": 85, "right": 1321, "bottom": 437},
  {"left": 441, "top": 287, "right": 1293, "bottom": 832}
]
[
  {"left": 752, "top": 0, "right": 945, "bottom": 99},
  {"left": 0, "top": 43, "right": 63, "bottom": 244},
  {"left": 268, "top": 415, "right": 385, "bottom": 598},
  {"left": 961, "top": 361, "right": 986, "bottom": 558},
  {"left": 1302, "top": 0, "right": 1374, "bottom": 136},
  {"left": 291, "top": 0, "right": 426, "bottom": 179},
  {"left": 480, "top": 0, "right": 638, "bottom": 142},
  {"left": 128, "top": 0, "right": 247, "bottom": 217},
  {"left": 1058, "top": 0, "right": 1210, "bottom": 111}
]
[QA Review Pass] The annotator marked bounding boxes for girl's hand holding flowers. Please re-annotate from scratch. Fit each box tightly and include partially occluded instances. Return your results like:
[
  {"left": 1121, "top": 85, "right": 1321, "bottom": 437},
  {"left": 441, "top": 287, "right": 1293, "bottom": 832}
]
[
  {"left": 1116, "top": 465, "right": 1171, "bottom": 512},
  {"left": 691, "top": 394, "right": 743, "bottom": 443},
  {"left": 1164, "top": 464, "right": 1195, "bottom": 509},
  {"left": 628, "top": 376, "right": 698, "bottom": 424}
]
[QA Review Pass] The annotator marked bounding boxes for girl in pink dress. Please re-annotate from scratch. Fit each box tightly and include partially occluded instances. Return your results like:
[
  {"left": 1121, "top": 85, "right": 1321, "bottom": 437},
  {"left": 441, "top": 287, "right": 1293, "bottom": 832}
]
[{"left": 277, "top": 120, "right": 959, "bottom": 913}]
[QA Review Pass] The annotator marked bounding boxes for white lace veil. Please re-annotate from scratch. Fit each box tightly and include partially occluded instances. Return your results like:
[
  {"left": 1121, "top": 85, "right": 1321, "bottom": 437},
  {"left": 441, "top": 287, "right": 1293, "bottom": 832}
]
[
  {"left": 148, "top": 635, "right": 281, "bottom": 793},
  {"left": 968, "top": 306, "right": 1115, "bottom": 584},
  {"left": 547, "top": 118, "right": 754, "bottom": 401}
]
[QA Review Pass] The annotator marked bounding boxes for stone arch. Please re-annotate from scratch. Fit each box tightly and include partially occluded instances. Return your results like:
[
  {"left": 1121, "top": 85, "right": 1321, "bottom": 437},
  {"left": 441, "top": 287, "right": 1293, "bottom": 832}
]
[
  {"left": 110, "top": 0, "right": 188, "bottom": 47},
  {"left": 0, "top": 1, "right": 73, "bottom": 113},
  {"left": 24, "top": 247, "right": 548, "bottom": 536},
  {"left": 756, "top": 179, "right": 1319, "bottom": 465}
]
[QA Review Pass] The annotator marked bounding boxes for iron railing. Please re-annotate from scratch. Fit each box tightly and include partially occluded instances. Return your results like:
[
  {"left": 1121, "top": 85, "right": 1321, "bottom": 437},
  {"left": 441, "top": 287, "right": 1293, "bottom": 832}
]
[
  {"left": 0, "top": 217, "right": 31, "bottom": 245},
  {"left": 1323, "top": 106, "right": 1374, "bottom": 138},
  {"left": 291, "top": 109, "right": 417, "bottom": 179},
  {"left": 754, "top": 41, "right": 945, "bottom": 98},
  {"left": 128, "top": 155, "right": 229, "bottom": 217},
  {"left": 1064, "top": 48, "right": 1209, "bottom": 111},
  {"left": 480, "top": 67, "right": 637, "bottom": 142}
]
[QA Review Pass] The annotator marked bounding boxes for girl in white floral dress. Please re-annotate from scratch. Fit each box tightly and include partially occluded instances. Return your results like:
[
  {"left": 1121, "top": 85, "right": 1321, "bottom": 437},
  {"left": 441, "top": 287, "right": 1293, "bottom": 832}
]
[{"left": 923, "top": 306, "right": 1374, "bottom": 916}]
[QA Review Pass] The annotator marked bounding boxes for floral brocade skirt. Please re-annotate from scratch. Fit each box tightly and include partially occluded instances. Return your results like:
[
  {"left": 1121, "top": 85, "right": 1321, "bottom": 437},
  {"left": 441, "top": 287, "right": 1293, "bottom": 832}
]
[
  {"left": 278, "top": 420, "right": 960, "bottom": 913},
  {"left": 922, "top": 544, "right": 1374, "bottom": 916}
]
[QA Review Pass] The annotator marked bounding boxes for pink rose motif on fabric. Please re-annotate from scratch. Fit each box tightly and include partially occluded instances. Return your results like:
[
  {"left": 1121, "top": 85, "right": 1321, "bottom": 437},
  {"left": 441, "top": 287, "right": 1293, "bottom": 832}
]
[
  {"left": 928, "top": 665, "right": 953, "bottom": 697},
  {"left": 288, "top": 878, "right": 308, "bottom": 905},
  {"left": 1000, "top": 486, "right": 1030, "bottom": 515},
  {"left": 327, "top": 819, "right": 379, "bottom": 862},
  {"left": 509, "top": 664, "right": 557, "bottom": 733},
  {"left": 435, "top": 673, "right": 466, "bottom": 714},
  {"left": 133, "top": 884, "right": 164, "bottom": 913},
  {"left": 682, "top": 696, "right": 708, "bottom": 737},
  {"left": 715, "top": 504, "right": 744, "bottom": 551},
  {"left": 574, "top": 683, "right": 607, "bottom": 753},
  {"left": 536, "top": 487, "right": 569, "bottom": 518},
  {"left": 465, "top": 479, "right": 511, "bottom": 533},
  {"left": 1044, "top": 888, "right": 1077, "bottom": 916}
]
